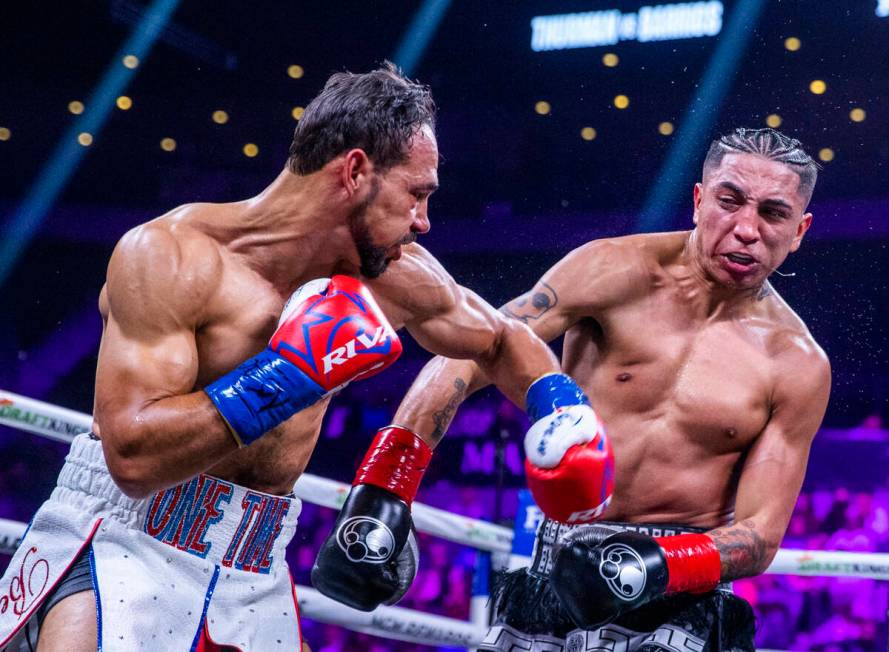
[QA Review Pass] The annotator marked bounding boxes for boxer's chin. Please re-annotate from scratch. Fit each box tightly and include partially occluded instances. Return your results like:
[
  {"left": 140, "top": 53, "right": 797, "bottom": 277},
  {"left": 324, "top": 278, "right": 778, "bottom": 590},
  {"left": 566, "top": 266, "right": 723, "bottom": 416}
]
[
  {"left": 357, "top": 242, "right": 390, "bottom": 279},
  {"left": 349, "top": 212, "right": 389, "bottom": 279}
]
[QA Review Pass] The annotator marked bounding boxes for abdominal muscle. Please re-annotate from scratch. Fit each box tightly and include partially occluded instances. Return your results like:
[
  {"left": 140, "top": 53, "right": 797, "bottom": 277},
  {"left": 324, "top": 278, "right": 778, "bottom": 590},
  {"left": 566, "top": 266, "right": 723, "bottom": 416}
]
[
  {"left": 600, "top": 412, "right": 742, "bottom": 529},
  {"left": 204, "top": 397, "right": 330, "bottom": 496}
]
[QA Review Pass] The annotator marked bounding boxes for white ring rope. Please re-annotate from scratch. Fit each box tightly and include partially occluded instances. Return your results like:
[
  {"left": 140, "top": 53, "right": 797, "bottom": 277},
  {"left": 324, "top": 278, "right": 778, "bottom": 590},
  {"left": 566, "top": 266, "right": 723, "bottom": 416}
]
[
  {"left": 0, "top": 390, "right": 512, "bottom": 554},
  {"left": 1, "top": 389, "right": 888, "bottom": 649}
]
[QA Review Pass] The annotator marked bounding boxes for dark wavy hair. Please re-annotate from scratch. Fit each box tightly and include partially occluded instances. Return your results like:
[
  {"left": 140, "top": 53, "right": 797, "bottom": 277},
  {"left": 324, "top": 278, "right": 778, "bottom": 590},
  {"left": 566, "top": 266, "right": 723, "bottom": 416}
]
[
  {"left": 704, "top": 128, "right": 819, "bottom": 205},
  {"left": 287, "top": 62, "right": 436, "bottom": 175}
]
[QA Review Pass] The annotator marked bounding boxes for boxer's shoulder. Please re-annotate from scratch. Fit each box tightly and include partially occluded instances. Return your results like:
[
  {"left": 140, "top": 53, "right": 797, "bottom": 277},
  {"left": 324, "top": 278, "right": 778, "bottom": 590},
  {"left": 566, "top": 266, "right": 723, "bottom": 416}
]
[
  {"left": 564, "top": 233, "right": 660, "bottom": 279},
  {"left": 754, "top": 285, "right": 829, "bottom": 367},
  {"left": 550, "top": 234, "right": 659, "bottom": 313},
  {"left": 770, "top": 323, "right": 830, "bottom": 384},
  {"left": 115, "top": 203, "right": 225, "bottom": 269},
  {"left": 107, "top": 206, "right": 225, "bottom": 328}
]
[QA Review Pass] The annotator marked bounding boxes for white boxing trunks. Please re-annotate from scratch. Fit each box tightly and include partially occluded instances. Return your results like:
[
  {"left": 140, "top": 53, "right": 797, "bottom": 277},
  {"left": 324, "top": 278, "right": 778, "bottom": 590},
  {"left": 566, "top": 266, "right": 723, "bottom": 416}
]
[{"left": 0, "top": 434, "right": 302, "bottom": 651}]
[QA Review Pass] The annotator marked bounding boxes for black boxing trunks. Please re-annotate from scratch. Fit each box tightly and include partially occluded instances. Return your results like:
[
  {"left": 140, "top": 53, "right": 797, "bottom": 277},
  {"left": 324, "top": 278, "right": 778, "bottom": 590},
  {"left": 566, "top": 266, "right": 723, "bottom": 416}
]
[
  {"left": 35, "top": 546, "right": 94, "bottom": 625},
  {"left": 479, "top": 519, "right": 755, "bottom": 652}
]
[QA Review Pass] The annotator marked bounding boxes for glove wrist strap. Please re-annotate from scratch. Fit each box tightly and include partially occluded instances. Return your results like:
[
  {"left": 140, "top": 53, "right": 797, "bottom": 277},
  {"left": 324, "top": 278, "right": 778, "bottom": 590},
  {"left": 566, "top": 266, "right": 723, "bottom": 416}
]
[
  {"left": 655, "top": 533, "right": 721, "bottom": 594},
  {"left": 525, "top": 373, "right": 590, "bottom": 422},
  {"left": 353, "top": 426, "right": 432, "bottom": 505},
  {"left": 205, "top": 348, "right": 325, "bottom": 447}
]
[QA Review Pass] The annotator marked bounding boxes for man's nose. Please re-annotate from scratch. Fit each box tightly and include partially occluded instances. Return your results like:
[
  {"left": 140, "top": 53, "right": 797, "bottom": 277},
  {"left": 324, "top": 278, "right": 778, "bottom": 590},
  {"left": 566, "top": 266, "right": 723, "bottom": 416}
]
[
  {"left": 733, "top": 207, "right": 759, "bottom": 244},
  {"left": 413, "top": 202, "right": 431, "bottom": 234}
]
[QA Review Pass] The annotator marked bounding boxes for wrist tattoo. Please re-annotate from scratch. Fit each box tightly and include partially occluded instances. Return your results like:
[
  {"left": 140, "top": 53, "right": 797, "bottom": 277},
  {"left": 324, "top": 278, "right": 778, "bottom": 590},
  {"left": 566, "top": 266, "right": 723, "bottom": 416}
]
[
  {"left": 710, "top": 519, "right": 769, "bottom": 581},
  {"left": 430, "top": 378, "right": 467, "bottom": 445},
  {"left": 501, "top": 282, "right": 558, "bottom": 324}
]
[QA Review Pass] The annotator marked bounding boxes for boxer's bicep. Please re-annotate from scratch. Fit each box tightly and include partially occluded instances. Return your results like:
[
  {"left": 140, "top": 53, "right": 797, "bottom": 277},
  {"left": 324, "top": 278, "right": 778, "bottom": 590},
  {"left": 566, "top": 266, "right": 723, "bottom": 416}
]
[
  {"left": 97, "top": 228, "right": 208, "bottom": 423},
  {"left": 406, "top": 283, "right": 501, "bottom": 358},
  {"left": 94, "top": 226, "right": 232, "bottom": 496},
  {"left": 95, "top": 315, "right": 201, "bottom": 436},
  {"left": 710, "top": 349, "right": 830, "bottom": 580},
  {"left": 499, "top": 282, "right": 573, "bottom": 343},
  {"left": 499, "top": 238, "right": 646, "bottom": 340}
]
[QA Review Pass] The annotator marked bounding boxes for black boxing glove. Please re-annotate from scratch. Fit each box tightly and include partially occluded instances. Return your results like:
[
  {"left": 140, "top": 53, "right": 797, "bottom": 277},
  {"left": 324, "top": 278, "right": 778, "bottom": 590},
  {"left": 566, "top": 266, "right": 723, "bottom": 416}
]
[
  {"left": 311, "top": 426, "right": 431, "bottom": 611},
  {"left": 550, "top": 527, "right": 721, "bottom": 629}
]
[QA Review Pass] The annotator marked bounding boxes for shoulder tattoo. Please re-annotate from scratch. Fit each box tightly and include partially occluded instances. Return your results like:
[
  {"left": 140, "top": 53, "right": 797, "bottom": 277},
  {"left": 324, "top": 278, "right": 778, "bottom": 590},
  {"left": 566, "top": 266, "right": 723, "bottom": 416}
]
[{"left": 501, "top": 282, "right": 559, "bottom": 324}]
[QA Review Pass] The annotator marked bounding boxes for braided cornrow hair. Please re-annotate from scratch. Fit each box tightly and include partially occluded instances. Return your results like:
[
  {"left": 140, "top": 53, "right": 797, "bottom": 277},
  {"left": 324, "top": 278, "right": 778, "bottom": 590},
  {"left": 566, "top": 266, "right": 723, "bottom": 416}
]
[{"left": 703, "top": 128, "right": 820, "bottom": 205}]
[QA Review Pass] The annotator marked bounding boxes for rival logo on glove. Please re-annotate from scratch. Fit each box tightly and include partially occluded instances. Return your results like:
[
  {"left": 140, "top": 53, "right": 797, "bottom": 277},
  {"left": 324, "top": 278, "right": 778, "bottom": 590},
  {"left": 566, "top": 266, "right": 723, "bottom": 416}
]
[
  {"left": 598, "top": 543, "right": 647, "bottom": 601},
  {"left": 336, "top": 516, "right": 397, "bottom": 564},
  {"left": 322, "top": 326, "right": 394, "bottom": 374}
]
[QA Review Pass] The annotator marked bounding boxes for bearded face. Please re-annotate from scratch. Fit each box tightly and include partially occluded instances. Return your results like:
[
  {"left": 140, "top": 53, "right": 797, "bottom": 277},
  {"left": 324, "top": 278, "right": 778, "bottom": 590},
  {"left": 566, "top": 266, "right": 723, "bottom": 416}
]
[{"left": 348, "top": 177, "right": 389, "bottom": 278}]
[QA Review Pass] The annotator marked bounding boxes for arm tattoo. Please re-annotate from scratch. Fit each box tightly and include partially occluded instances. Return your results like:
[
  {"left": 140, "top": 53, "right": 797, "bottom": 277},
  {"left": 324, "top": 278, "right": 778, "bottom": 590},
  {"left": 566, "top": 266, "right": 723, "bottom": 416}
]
[
  {"left": 429, "top": 378, "right": 467, "bottom": 445},
  {"left": 709, "top": 519, "right": 770, "bottom": 581},
  {"left": 501, "top": 282, "right": 558, "bottom": 324}
]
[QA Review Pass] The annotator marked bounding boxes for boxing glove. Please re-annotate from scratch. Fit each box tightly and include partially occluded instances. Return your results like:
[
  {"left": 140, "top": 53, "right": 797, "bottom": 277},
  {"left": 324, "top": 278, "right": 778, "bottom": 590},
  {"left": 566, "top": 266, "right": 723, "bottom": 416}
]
[
  {"left": 312, "top": 426, "right": 430, "bottom": 611},
  {"left": 551, "top": 527, "right": 721, "bottom": 629},
  {"left": 523, "top": 373, "right": 614, "bottom": 523},
  {"left": 205, "top": 275, "right": 401, "bottom": 446}
]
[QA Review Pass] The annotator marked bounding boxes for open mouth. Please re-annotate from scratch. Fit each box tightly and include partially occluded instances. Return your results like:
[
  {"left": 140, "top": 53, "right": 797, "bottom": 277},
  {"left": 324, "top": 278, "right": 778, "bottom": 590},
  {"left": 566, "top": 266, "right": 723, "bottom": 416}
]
[{"left": 724, "top": 252, "right": 756, "bottom": 266}]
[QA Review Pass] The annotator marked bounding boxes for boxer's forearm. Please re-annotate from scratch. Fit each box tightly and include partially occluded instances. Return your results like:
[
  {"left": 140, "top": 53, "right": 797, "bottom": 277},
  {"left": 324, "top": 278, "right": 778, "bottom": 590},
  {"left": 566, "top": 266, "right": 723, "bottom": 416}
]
[
  {"left": 395, "top": 321, "right": 558, "bottom": 447},
  {"left": 708, "top": 519, "right": 778, "bottom": 581},
  {"left": 474, "top": 318, "right": 560, "bottom": 409},
  {"left": 99, "top": 391, "right": 238, "bottom": 497},
  {"left": 394, "top": 357, "right": 479, "bottom": 447}
]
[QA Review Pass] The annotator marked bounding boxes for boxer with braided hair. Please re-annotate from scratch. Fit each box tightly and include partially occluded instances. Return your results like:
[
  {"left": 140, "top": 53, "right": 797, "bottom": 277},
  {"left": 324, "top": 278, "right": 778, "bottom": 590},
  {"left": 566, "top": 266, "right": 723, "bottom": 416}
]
[{"left": 394, "top": 128, "right": 830, "bottom": 651}]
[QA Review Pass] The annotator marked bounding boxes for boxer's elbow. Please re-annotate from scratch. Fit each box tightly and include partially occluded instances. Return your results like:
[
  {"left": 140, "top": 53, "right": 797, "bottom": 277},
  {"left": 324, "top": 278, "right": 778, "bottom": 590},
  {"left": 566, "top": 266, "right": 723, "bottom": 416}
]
[
  {"left": 489, "top": 318, "right": 557, "bottom": 378},
  {"left": 715, "top": 521, "right": 783, "bottom": 579},
  {"left": 755, "top": 533, "right": 783, "bottom": 575},
  {"left": 108, "top": 463, "right": 156, "bottom": 499},
  {"left": 101, "top": 423, "right": 159, "bottom": 498},
  {"left": 752, "top": 518, "right": 788, "bottom": 575},
  {"left": 730, "top": 541, "right": 779, "bottom": 579}
]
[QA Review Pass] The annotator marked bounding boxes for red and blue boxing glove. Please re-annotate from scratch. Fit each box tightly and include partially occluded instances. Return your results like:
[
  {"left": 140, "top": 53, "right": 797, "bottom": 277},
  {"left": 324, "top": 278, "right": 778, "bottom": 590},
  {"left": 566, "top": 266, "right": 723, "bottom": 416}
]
[
  {"left": 205, "top": 275, "right": 401, "bottom": 447},
  {"left": 523, "top": 373, "right": 615, "bottom": 524}
]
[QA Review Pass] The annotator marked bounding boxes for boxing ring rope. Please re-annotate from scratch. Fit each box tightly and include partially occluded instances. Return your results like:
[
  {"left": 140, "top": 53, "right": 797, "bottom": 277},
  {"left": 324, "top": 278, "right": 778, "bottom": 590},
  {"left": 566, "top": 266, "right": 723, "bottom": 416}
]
[{"left": 2, "top": 389, "right": 889, "bottom": 650}]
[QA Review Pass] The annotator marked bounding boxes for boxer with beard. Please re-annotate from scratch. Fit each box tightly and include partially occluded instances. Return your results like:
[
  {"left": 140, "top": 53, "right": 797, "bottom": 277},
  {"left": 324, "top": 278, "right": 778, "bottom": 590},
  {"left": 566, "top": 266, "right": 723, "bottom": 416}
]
[{"left": 0, "top": 64, "right": 604, "bottom": 652}]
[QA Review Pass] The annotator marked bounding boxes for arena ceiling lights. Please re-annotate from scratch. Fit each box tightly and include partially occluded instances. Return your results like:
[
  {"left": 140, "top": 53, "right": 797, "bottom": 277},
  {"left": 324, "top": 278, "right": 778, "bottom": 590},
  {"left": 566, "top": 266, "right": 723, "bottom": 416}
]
[
  {"left": 530, "top": 1, "right": 724, "bottom": 51},
  {"left": 878, "top": 0, "right": 889, "bottom": 17}
]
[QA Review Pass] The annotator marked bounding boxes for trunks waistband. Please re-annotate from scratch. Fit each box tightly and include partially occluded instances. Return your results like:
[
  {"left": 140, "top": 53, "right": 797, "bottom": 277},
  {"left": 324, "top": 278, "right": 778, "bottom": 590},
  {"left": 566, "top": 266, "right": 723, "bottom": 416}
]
[
  {"left": 529, "top": 519, "right": 705, "bottom": 579},
  {"left": 52, "top": 433, "right": 301, "bottom": 575}
]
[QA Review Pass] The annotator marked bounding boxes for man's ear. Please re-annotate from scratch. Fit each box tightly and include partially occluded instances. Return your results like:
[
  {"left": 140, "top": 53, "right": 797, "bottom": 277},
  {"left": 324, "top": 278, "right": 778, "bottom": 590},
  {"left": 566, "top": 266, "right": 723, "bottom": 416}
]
[
  {"left": 790, "top": 212, "right": 813, "bottom": 252},
  {"left": 340, "top": 149, "right": 373, "bottom": 198},
  {"left": 692, "top": 182, "right": 703, "bottom": 225}
]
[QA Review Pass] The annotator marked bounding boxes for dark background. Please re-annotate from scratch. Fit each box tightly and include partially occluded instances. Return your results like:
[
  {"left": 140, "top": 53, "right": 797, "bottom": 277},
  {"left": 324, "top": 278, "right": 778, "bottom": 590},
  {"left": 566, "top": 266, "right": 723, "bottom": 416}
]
[
  {"left": 1, "top": 1, "right": 887, "bottom": 436},
  {"left": 2, "top": 3, "right": 889, "bottom": 650}
]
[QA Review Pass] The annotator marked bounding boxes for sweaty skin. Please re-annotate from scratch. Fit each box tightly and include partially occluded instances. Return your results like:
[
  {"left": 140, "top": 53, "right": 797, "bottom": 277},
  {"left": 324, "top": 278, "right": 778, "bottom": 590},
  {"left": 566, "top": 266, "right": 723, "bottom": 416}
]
[
  {"left": 92, "top": 125, "right": 558, "bottom": 500},
  {"left": 394, "top": 152, "right": 831, "bottom": 582}
]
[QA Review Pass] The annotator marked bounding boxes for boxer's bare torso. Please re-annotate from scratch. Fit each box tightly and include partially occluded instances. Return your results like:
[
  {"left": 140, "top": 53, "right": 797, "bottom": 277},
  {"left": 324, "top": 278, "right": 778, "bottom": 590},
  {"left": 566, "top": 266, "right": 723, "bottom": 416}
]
[
  {"left": 96, "top": 203, "right": 327, "bottom": 494},
  {"left": 530, "top": 231, "right": 822, "bottom": 528},
  {"left": 393, "top": 149, "right": 831, "bottom": 585},
  {"left": 93, "top": 198, "right": 490, "bottom": 495}
]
